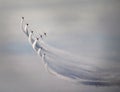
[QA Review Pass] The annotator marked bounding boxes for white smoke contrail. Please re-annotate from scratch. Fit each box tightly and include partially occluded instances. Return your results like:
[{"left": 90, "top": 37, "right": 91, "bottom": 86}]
[{"left": 21, "top": 17, "right": 120, "bottom": 86}]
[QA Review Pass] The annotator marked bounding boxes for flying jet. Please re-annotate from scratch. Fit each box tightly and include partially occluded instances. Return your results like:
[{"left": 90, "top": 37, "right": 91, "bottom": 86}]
[
  {"left": 22, "top": 17, "right": 24, "bottom": 20},
  {"left": 44, "top": 32, "right": 47, "bottom": 36},
  {"left": 40, "top": 34, "right": 43, "bottom": 38},
  {"left": 21, "top": 17, "right": 29, "bottom": 37},
  {"left": 32, "top": 37, "right": 39, "bottom": 51}
]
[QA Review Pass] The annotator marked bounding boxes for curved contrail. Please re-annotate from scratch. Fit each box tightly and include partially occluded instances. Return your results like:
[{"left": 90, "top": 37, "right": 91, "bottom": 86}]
[{"left": 21, "top": 17, "right": 120, "bottom": 86}]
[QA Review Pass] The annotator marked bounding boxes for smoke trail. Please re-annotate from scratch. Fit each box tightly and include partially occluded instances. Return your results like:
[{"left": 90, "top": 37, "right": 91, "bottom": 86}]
[
  {"left": 21, "top": 18, "right": 120, "bottom": 86},
  {"left": 39, "top": 39, "right": 120, "bottom": 86}
]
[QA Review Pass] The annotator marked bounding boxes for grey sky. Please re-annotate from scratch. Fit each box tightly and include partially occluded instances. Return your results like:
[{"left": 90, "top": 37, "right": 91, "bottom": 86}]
[{"left": 0, "top": 0, "right": 120, "bottom": 92}]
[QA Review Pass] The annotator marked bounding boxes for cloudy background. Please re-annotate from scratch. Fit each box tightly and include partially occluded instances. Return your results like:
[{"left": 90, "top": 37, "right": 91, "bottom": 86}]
[{"left": 0, "top": 0, "right": 120, "bottom": 92}]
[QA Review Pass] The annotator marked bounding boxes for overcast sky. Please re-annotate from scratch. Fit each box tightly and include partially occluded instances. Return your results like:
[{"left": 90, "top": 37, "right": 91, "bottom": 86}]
[{"left": 0, "top": 0, "right": 120, "bottom": 92}]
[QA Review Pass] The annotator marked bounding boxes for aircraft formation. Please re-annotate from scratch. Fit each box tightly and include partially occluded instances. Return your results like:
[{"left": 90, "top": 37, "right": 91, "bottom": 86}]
[
  {"left": 21, "top": 17, "right": 46, "bottom": 59},
  {"left": 20, "top": 17, "right": 120, "bottom": 87}
]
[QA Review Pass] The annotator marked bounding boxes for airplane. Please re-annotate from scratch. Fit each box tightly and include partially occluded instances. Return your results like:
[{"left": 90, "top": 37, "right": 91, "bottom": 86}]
[
  {"left": 21, "top": 17, "right": 30, "bottom": 37},
  {"left": 40, "top": 35, "right": 43, "bottom": 38},
  {"left": 22, "top": 17, "right": 24, "bottom": 20},
  {"left": 44, "top": 32, "right": 47, "bottom": 36}
]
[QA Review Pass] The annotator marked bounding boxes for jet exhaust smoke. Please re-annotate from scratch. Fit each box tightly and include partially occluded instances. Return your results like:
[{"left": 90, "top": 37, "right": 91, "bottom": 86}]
[{"left": 21, "top": 17, "right": 120, "bottom": 86}]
